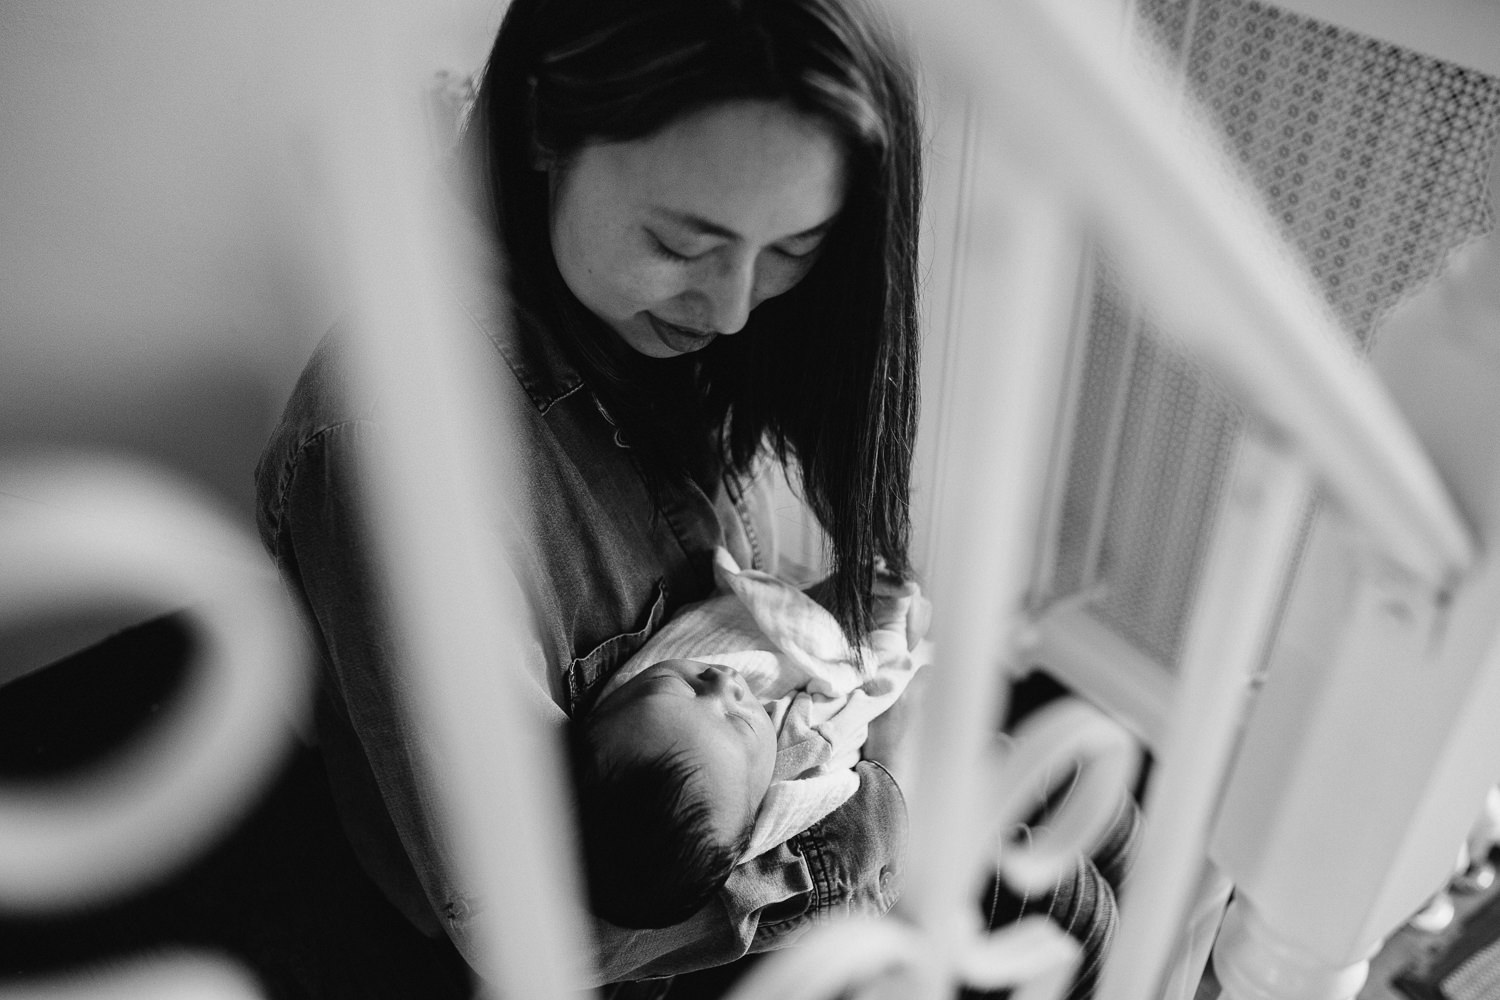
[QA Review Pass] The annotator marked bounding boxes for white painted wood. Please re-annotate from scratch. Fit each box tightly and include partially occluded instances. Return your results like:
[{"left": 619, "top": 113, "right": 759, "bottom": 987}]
[
  {"left": 1161, "top": 866, "right": 1235, "bottom": 1000},
  {"left": 1100, "top": 434, "right": 1309, "bottom": 1000},
  {"left": 1025, "top": 243, "right": 1104, "bottom": 607},
  {"left": 1207, "top": 519, "right": 1458, "bottom": 990},
  {"left": 1213, "top": 895, "right": 1373, "bottom": 1000},
  {"left": 898, "top": 171, "right": 1088, "bottom": 995},
  {"left": 0, "top": 458, "right": 307, "bottom": 910},
  {"left": 1026, "top": 598, "right": 1174, "bottom": 745},
  {"left": 910, "top": 84, "right": 980, "bottom": 582},
  {"left": 893, "top": 8, "right": 1490, "bottom": 997},
  {"left": 3, "top": 4, "right": 1491, "bottom": 1000},
  {"left": 309, "top": 10, "right": 592, "bottom": 996},
  {"left": 0, "top": 490, "right": 181, "bottom": 688},
  {"left": 1209, "top": 174, "right": 1500, "bottom": 996},
  {"left": 0, "top": 952, "right": 267, "bottom": 1000},
  {"left": 1075, "top": 285, "right": 1143, "bottom": 596},
  {"left": 887, "top": 0, "right": 1474, "bottom": 589}
]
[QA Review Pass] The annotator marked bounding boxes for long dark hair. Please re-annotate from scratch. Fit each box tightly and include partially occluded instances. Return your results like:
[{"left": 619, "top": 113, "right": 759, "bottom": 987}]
[{"left": 463, "top": 0, "right": 922, "bottom": 642}]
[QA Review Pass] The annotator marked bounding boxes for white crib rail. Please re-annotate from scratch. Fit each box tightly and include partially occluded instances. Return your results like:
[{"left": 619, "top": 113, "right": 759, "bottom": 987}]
[
  {"left": 893, "top": 0, "right": 1473, "bottom": 590},
  {"left": 305, "top": 13, "right": 594, "bottom": 997},
  {"left": 0, "top": 458, "right": 308, "bottom": 910},
  {"left": 208, "top": 1, "right": 1483, "bottom": 997},
  {"left": 311, "top": 7, "right": 1146, "bottom": 993},
  {"left": 0, "top": 1, "right": 1484, "bottom": 999},
  {"left": 0, "top": 460, "right": 309, "bottom": 1000},
  {"left": 719, "top": 0, "right": 1481, "bottom": 998}
]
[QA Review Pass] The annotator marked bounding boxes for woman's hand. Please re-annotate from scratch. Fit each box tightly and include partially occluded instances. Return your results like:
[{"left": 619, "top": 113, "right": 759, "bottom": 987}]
[
  {"left": 862, "top": 576, "right": 931, "bottom": 786},
  {"left": 879, "top": 576, "right": 932, "bottom": 653},
  {"left": 861, "top": 667, "right": 927, "bottom": 787},
  {"left": 803, "top": 571, "right": 933, "bottom": 653}
]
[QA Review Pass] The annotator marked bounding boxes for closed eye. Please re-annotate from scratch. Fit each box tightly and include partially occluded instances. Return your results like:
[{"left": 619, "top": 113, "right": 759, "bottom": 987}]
[
  {"left": 654, "top": 673, "right": 756, "bottom": 729},
  {"left": 647, "top": 232, "right": 699, "bottom": 263},
  {"left": 642, "top": 673, "right": 697, "bottom": 697},
  {"left": 774, "top": 241, "right": 823, "bottom": 261}
]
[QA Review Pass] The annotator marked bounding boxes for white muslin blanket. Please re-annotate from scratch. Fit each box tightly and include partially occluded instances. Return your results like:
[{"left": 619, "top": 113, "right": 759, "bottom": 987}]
[{"left": 597, "top": 547, "right": 922, "bottom": 862}]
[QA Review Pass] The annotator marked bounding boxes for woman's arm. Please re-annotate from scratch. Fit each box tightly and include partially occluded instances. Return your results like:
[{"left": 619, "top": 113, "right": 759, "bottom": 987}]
[
  {"left": 804, "top": 569, "right": 933, "bottom": 786},
  {"left": 860, "top": 639, "right": 932, "bottom": 789},
  {"left": 265, "top": 418, "right": 499, "bottom": 961}
]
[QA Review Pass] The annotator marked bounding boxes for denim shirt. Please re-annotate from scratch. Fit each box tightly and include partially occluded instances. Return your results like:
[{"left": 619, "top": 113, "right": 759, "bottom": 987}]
[{"left": 253, "top": 241, "right": 907, "bottom": 986}]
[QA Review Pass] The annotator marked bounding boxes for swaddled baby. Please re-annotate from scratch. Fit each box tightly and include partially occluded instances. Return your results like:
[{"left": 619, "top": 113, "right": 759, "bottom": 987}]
[{"left": 568, "top": 547, "right": 922, "bottom": 928}]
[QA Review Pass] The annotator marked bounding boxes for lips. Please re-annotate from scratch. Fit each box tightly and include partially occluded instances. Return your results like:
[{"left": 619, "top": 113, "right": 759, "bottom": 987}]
[{"left": 647, "top": 313, "right": 717, "bottom": 354}]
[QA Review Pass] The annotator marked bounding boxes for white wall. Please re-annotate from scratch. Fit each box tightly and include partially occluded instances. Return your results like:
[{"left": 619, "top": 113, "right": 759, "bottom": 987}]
[
  {"left": 0, "top": 1, "right": 505, "bottom": 518},
  {"left": 0, "top": 1, "right": 506, "bottom": 674}
]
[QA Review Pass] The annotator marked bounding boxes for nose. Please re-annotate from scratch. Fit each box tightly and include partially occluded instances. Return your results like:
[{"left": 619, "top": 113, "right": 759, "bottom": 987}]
[
  {"left": 696, "top": 256, "right": 756, "bottom": 335},
  {"left": 699, "top": 663, "right": 748, "bottom": 701}
]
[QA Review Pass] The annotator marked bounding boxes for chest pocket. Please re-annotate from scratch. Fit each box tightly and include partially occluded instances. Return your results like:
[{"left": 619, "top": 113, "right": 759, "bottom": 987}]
[{"left": 565, "top": 579, "right": 668, "bottom": 715}]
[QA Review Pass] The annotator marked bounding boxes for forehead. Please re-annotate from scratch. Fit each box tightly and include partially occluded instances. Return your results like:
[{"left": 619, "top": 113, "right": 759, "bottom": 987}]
[
  {"left": 590, "top": 671, "right": 747, "bottom": 779},
  {"left": 578, "top": 100, "right": 847, "bottom": 237},
  {"left": 592, "top": 677, "right": 756, "bottom": 800}
]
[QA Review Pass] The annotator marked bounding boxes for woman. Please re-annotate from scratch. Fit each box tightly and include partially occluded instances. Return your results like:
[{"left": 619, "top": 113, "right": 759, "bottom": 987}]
[
  {"left": 467, "top": 0, "right": 923, "bottom": 648},
  {"left": 259, "top": 0, "right": 918, "bottom": 986},
  {"left": 257, "top": 0, "right": 1120, "bottom": 995}
]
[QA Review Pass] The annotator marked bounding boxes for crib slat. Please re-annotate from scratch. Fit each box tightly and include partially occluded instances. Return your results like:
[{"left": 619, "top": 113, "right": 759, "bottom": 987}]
[
  {"left": 310, "top": 11, "right": 590, "bottom": 997},
  {"left": 902, "top": 171, "right": 1087, "bottom": 993},
  {"left": 884, "top": 0, "right": 1473, "bottom": 589},
  {"left": 1098, "top": 434, "right": 1308, "bottom": 1000}
]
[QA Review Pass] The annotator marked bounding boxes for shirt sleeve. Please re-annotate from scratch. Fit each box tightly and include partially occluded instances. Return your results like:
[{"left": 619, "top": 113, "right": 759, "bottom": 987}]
[{"left": 266, "top": 418, "right": 561, "bottom": 969}]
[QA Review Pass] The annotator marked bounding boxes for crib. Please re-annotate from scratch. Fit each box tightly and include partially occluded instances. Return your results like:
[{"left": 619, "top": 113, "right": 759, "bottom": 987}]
[{"left": 2, "top": 1, "right": 1498, "bottom": 998}]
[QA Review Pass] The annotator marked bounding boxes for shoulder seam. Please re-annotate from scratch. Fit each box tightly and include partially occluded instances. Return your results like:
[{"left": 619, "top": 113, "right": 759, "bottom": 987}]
[
  {"left": 265, "top": 418, "right": 379, "bottom": 547},
  {"left": 451, "top": 291, "right": 586, "bottom": 415}
]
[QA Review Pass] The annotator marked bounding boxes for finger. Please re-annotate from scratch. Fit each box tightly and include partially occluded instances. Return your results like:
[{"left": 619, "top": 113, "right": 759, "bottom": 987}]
[{"left": 906, "top": 592, "right": 932, "bottom": 651}]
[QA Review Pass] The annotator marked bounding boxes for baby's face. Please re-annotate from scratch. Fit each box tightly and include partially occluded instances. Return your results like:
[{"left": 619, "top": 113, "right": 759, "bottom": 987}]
[{"left": 590, "top": 659, "right": 777, "bottom": 839}]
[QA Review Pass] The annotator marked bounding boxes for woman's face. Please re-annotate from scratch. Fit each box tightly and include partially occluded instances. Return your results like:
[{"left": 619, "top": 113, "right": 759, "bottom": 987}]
[{"left": 548, "top": 99, "right": 848, "bottom": 357}]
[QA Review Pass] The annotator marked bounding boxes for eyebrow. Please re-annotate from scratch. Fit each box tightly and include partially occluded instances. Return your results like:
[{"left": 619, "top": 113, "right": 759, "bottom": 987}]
[{"left": 651, "top": 208, "right": 838, "bottom": 243}]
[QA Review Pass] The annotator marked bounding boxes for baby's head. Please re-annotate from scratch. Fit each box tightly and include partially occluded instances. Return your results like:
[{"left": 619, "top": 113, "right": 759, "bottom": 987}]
[{"left": 568, "top": 659, "right": 777, "bottom": 928}]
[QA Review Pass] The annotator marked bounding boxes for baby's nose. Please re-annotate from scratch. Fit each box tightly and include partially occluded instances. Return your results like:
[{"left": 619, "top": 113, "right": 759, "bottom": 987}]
[{"left": 701, "top": 663, "right": 748, "bottom": 700}]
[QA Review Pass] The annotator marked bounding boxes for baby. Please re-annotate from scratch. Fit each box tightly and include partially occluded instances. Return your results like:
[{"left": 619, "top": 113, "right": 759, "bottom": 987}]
[{"left": 568, "top": 547, "right": 922, "bottom": 929}]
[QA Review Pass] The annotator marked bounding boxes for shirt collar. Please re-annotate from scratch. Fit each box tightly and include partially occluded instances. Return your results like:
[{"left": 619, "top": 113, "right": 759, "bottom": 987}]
[{"left": 445, "top": 211, "right": 588, "bottom": 415}]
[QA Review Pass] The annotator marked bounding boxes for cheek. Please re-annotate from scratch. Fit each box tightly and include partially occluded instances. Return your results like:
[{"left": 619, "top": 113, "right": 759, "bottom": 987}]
[
  {"left": 753, "top": 256, "right": 817, "bottom": 306},
  {"left": 615, "top": 261, "right": 684, "bottom": 308},
  {"left": 555, "top": 220, "right": 675, "bottom": 312}
]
